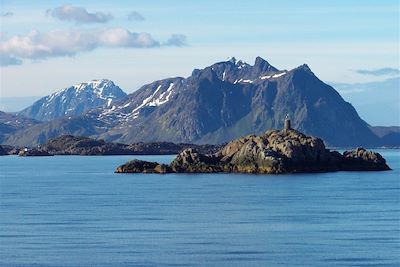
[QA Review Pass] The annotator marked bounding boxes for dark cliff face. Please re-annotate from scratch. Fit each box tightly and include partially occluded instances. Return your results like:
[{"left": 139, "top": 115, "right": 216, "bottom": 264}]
[
  {"left": 4, "top": 57, "right": 379, "bottom": 147},
  {"left": 17, "top": 79, "right": 127, "bottom": 122}
]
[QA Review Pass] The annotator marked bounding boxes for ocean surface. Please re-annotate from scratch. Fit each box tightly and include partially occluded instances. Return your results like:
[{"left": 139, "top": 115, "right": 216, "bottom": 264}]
[{"left": 0, "top": 151, "right": 399, "bottom": 267}]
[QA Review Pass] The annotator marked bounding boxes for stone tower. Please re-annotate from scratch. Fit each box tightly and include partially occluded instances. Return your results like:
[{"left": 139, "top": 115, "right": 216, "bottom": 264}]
[{"left": 284, "top": 114, "right": 291, "bottom": 132}]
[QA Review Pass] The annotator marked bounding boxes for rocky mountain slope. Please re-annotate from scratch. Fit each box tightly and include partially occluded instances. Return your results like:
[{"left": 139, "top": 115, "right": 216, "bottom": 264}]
[
  {"left": 18, "top": 79, "right": 127, "bottom": 121},
  {"left": 115, "top": 128, "right": 391, "bottom": 174},
  {"left": 5, "top": 57, "right": 380, "bottom": 147}
]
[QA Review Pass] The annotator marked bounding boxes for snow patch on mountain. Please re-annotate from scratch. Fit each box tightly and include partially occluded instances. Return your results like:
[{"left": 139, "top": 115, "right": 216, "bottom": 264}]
[
  {"left": 260, "top": 71, "right": 287, "bottom": 80},
  {"left": 148, "top": 83, "right": 174, "bottom": 106},
  {"left": 98, "top": 82, "right": 176, "bottom": 124},
  {"left": 271, "top": 72, "right": 286, "bottom": 78}
]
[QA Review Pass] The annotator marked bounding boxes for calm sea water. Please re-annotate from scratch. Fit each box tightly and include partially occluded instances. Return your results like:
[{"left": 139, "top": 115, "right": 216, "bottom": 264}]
[{"left": 0, "top": 151, "right": 399, "bottom": 267}]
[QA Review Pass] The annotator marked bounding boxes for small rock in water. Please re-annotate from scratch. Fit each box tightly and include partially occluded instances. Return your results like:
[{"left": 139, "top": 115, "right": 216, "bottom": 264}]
[{"left": 115, "top": 159, "right": 172, "bottom": 174}]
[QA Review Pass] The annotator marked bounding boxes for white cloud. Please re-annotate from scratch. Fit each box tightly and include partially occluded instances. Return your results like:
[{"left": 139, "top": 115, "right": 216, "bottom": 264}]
[
  {"left": 128, "top": 11, "right": 145, "bottom": 21},
  {"left": 0, "top": 28, "right": 187, "bottom": 66},
  {"left": 46, "top": 5, "right": 113, "bottom": 24},
  {"left": 353, "top": 68, "right": 400, "bottom": 76}
]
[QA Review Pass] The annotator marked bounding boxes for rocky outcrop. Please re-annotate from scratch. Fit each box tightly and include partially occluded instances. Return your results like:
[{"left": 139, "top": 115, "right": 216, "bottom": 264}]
[
  {"left": 341, "top": 147, "right": 391, "bottom": 171},
  {"left": 0, "top": 145, "right": 20, "bottom": 155},
  {"left": 115, "top": 160, "right": 172, "bottom": 174},
  {"left": 170, "top": 148, "right": 223, "bottom": 173},
  {"left": 18, "top": 148, "right": 53, "bottom": 157},
  {"left": 116, "top": 129, "right": 391, "bottom": 174}
]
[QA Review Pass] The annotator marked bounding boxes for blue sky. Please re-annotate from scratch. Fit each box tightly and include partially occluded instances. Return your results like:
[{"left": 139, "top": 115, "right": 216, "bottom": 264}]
[{"left": 0, "top": 0, "right": 399, "bottom": 101}]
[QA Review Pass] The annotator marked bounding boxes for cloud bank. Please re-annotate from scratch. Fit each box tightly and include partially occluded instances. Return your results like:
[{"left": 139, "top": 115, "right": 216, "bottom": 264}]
[
  {"left": 128, "top": 11, "right": 145, "bottom": 21},
  {"left": 354, "top": 68, "right": 400, "bottom": 76},
  {"left": 0, "top": 28, "right": 187, "bottom": 66},
  {"left": 46, "top": 5, "right": 113, "bottom": 24}
]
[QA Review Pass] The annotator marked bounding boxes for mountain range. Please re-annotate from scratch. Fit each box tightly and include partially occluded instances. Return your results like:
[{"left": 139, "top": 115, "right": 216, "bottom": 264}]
[{"left": 1, "top": 57, "right": 397, "bottom": 147}]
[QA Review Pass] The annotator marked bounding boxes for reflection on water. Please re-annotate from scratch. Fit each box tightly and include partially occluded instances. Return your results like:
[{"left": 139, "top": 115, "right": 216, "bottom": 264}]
[{"left": 0, "top": 151, "right": 399, "bottom": 266}]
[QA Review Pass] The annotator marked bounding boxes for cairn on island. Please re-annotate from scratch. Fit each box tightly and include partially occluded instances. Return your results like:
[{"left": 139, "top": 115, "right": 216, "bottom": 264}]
[{"left": 284, "top": 114, "right": 291, "bottom": 132}]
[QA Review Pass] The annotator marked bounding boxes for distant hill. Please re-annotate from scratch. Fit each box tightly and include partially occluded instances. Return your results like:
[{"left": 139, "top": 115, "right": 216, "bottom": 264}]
[
  {"left": 331, "top": 77, "right": 399, "bottom": 126},
  {"left": 0, "top": 111, "right": 40, "bottom": 143},
  {"left": 5, "top": 57, "right": 382, "bottom": 147},
  {"left": 18, "top": 79, "right": 127, "bottom": 121},
  {"left": 40, "top": 135, "right": 220, "bottom": 155},
  {"left": 370, "top": 126, "right": 400, "bottom": 147}
]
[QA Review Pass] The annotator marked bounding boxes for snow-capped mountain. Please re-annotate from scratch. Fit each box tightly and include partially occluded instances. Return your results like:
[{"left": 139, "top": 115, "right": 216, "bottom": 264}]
[
  {"left": 94, "top": 57, "right": 286, "bottom": 128},
  {"left": 6, "top": 57, "right": 380, "bottom": 147},
  {"left": 18, "top": 79, "right": 127, "bottom": 121}
]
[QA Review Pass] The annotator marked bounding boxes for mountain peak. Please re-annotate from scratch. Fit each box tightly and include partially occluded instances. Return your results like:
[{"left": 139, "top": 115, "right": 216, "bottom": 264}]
[
  {"left": 227, "top": 57, "right": 237, "bottom": 63},
  {"left": 201, "top": 57, "right": 282, "bottom": 84},
  {"left": 235, "top": 59, "right": 249, "bottom": 69},
  {"left": 292, "top": 64, "right": 314, "bottom": 75},
  {"left": 224, "top": 57, "right": 249, "bottom": 68},
  {"left": 254, "top": 56, "right": 278, "bottom": 73},
  {"left": 18, "top": 79, "right": 127, "bottom": 121},
  {"left": 88, "top": 78, "right": 112, "bottom": 85},
  {"left": 225, "top": 56, "right": 278, "bottom": 72},
  {"left": 74, "top": 79, "right": 114, "bottom": 90},
  {"left": 254, "top": 56, "right": 267, "bottom": 65}
]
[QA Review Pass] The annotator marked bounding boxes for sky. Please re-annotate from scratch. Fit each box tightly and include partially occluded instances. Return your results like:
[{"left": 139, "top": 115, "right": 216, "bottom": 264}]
[{"left": 0, "top": 0, "right": 399, "bottom": 124}]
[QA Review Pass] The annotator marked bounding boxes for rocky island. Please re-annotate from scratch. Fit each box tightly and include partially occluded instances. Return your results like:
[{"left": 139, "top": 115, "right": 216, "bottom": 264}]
[{"left": 116, "top": 118, "right": 391, "bottom": 174}]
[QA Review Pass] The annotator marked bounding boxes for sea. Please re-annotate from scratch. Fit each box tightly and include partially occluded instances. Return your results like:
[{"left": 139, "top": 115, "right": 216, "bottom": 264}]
[{"left": 0, "top": 150, "right": 399, "bottom": 267}]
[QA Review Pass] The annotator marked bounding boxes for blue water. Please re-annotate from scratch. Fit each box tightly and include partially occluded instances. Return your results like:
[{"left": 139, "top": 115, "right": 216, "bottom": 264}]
[{"left": 0, "top": 151, "right": 399, "bottom": 267}]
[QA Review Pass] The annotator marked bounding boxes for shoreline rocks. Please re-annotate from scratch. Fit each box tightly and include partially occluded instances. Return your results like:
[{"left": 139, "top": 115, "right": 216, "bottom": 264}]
[
  {"left": 18, "top": 148, "right": 53, "bottom": 157},
  {"left": 341, "top": 147, "right": 391, "bottom": 171},
  {"left": 115, "top": 160, "right": 172, "bottom": 174},
  {"left": 0, "top": 145, "right": 19, "bottom": 156},
  {"left": 115, "top": 129, "right": 391, "bottom": 174}
]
